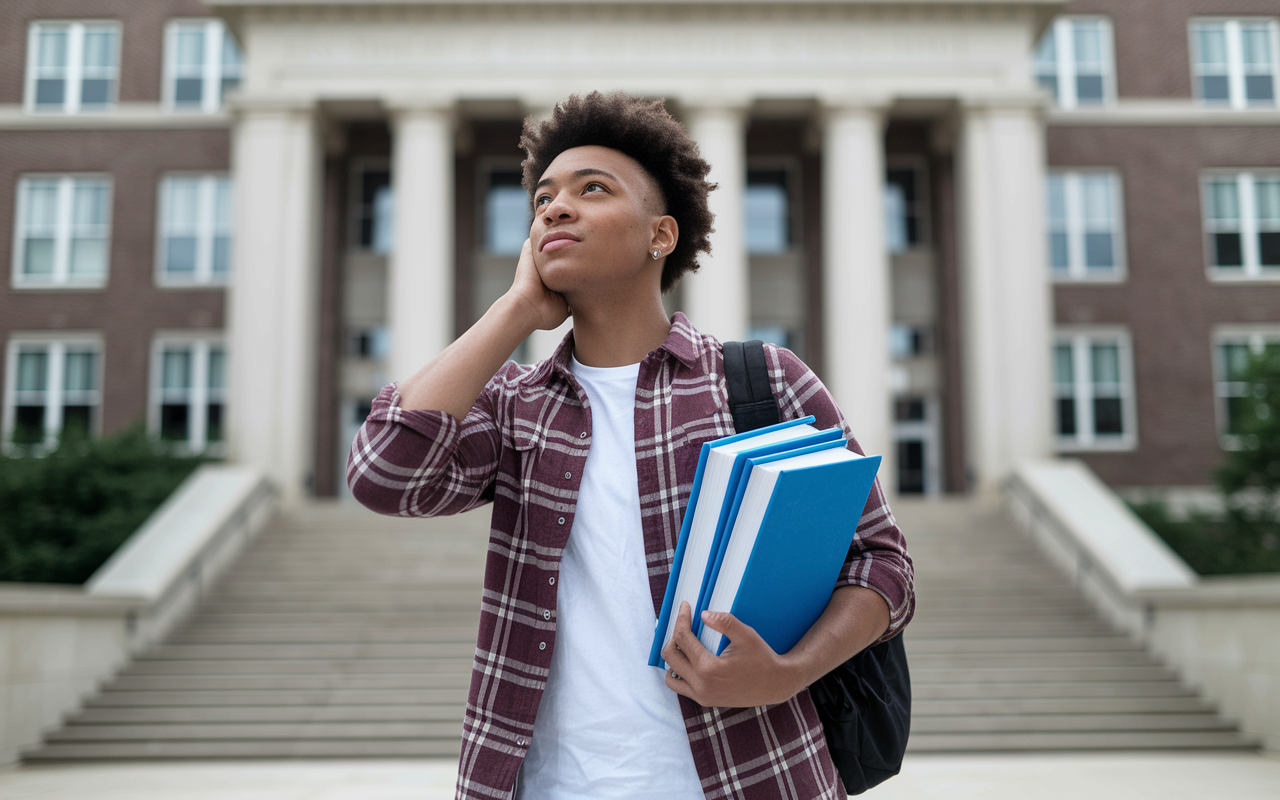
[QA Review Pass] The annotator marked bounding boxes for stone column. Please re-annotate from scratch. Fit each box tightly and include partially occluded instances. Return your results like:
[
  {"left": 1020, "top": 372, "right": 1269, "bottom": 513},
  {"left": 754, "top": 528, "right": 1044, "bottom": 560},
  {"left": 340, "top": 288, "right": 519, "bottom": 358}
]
[
  {"left": 958, "top": 96, "right": 1054, "bottom": 493},
  {"left": 683, "top": 104, "right": 748, "bottom": 343},
  {"left": 387, "top": 104, "right": 455, "bottom": 383},
  {"left": 227, "top": 99, "right": 322, "bottom": 504},
  {"left": 821, "top": 102, "right": 895, "bottom": 490}
]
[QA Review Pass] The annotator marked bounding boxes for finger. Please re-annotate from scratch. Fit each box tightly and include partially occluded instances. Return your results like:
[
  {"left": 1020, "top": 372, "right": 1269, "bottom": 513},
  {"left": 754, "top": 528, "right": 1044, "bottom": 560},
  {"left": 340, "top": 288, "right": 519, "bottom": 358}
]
[
  {"left": 700, "top": 611, "right": 766, "bottom": 653},
  {"left": 665, "top": 668, "right": 697, "bottom": 701},
  {"left": 661, "top": 635, "right": 694, "bottom": 673},
  {"left": 672, "top": 614, "right": 713, "bottom": 673}
]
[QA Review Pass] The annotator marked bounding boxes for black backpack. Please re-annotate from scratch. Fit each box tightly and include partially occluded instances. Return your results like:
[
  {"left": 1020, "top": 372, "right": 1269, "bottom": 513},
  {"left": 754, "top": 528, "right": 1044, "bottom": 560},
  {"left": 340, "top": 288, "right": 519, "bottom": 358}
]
[{"left": 721, "top": 340, "right": 912, "bottom": 796}]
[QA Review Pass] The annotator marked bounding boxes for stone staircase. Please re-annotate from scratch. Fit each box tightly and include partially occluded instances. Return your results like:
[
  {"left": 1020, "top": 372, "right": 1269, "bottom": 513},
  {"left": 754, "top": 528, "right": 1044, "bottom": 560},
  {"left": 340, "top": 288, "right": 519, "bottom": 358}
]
[
  {"left": 23, "top": 497, "right": 1258, "bottom": 760},
  {"left": 896, "top": 500, "right": 1258, "bottom": 752},
  {"left": 23, "top": 503, "right": 488, "bottom": 760}
]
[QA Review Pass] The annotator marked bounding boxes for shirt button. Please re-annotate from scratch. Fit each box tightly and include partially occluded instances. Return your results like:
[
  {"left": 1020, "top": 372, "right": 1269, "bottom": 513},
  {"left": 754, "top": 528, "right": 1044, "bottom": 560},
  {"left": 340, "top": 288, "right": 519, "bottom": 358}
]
[
  {"left": 558, "top": 517, "right": 565, "bottom": 525},
  {"left": 543, "top": 609, "right": 551, "bottom": 620},
  {"left": 564, "top": 471, "right": 572, "bottom": 479},
  {"left": 516, "top": 738, "right": 527, "bottom": 747},
  {"left": 539, "top": 641, "right": 547, "bottom": 650},
  {"left": 548, "top": 577, "right": 555, "bottom": 585},
  {"left": 579, "top": 432, "right": 587, "bottom": 438}
]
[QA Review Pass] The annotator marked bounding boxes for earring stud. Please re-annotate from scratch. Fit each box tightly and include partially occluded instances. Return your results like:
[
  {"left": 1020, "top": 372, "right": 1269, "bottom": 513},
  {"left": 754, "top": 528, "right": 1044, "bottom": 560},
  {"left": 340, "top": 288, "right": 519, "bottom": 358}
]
[{"left": 652, "top": 249, "right": 662, "bottom": 259}]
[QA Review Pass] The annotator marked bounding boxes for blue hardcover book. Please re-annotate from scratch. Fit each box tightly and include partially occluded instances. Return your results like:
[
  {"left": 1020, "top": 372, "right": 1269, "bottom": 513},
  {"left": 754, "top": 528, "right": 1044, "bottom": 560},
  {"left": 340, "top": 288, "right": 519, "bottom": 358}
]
[
  {"left": 690, "top": 437, "right": 849, "bottom": 642},
  {"left": 696, "top": 446, "right": 882, "bottom": 657},
  {"left": 647, "top": 415, "right": 841, "bottom": 668}
]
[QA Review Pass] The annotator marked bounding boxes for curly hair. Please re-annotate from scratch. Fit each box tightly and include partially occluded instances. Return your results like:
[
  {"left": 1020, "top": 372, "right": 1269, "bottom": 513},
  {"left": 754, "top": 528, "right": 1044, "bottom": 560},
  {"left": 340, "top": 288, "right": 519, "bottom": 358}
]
[{"left": 520, "top": 92, "right": 716, "bottom": 294}]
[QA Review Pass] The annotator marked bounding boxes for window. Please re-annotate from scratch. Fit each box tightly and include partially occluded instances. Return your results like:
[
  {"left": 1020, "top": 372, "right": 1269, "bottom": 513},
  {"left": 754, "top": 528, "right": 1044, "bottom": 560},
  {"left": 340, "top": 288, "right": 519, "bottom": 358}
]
[
  {"left": 3, "top": 337, "right": 102, "bottom": 449},
  {"left": 884, "top": 167, "right": 924, "bottom": 254},
  {"left": 164, "top": 19, "right": 243, "bottom": 111},
  {"left": 484, "top": 168, "right": 530, "bottom": 255},
  {"left": 1214, "top": 331, "right": 1280, "bottom": 443},
  {"left": 157, "top": 174, "right": 232, "bottom": 285},
  {"left": 1035, "top": 17, "right": 1116, "bottom": 108},
  {"left": 745, "top": 169, "right": 791, "bottom": 254},
  {"left": 25, "top": 21, "right": 120, "bottom": 113},
  {"left": 1191, "top": 19, "right": 1278, "bottom": 108},
  {"left": 1046, "top": 171, "right": 1126, "bottom": 280},
  {"left": 355, "top": 165, "right": 392, "bottom": 254},
  {"left": 14, "top": 175, "right": 111, "bottom": 288},
  {"left": 889, "top": 324, "right": 932, "bottom": 359},
  {"left": 1054, "top": 330, "right": 1136, "bottom": 449},
  {"left": 1203, "top": 171, "right": 1280, "bottom": 278},
  {"left": 150, "top": 338, "right": 226, "bottom": 453}
]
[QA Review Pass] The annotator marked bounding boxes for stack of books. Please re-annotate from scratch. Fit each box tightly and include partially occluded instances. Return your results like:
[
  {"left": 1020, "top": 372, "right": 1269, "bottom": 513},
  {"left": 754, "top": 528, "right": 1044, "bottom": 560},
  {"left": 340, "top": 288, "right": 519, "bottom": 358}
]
[{"left": 648, "top": 416, "right": 881, "bottom": 667}]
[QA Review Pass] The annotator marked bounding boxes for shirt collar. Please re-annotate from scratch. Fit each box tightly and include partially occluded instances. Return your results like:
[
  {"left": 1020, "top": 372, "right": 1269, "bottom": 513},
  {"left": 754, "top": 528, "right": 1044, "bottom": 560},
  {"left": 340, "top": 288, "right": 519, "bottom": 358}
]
[{"left": 527, "top": 310, "right": 706, "bottom": 386}]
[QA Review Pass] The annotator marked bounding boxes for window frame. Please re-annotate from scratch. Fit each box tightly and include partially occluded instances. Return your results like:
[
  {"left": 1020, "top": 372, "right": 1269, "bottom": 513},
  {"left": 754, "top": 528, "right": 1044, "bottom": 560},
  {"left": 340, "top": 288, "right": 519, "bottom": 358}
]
[
  {"left": 2, "top": 333, "right": 105, "bottom": 452},
  {"left": 1053, "top": 327, "right": 1138, "bottom": 452},
  {"left": 1211, "top": 326, "right": 1280, "bottom": 449},
  {"left": 1045, "top": 168, "right": 1127, "bottom": 283},
  {"left": 155, "top": 172, "right": 233, "bottom": 287},
  {"left": 24, "top": 20, "right": 122, "bottom": 114},
  {"left": 12, "top": 173, "right": 113, "bottom": 290},
  {"left": 745, "top": 156, "right": 803, "bottom": 257},
  {"left": 147, "top": 333, "right": 227, "bottom": 455},
  {"left": 1189, "top": 17, "right": 1280, "bottom": 110},
  {"left": 477, "top": 157, "right": 532, "bottom": 257},
  {"left": 883, "top": 155, "right": 930, "bottom": 255},
  {"left": 162, "top": 18, "right": 243, "bottom": 112},
  {"left": 1201, "top": 169, "right": 1280, "bottom": 281},
  {"left": 1035, "top": 15, "right": 1118, "bottom": 109},
  {"left": 350, "top": 158, "right": 392, "bottom": 255}
]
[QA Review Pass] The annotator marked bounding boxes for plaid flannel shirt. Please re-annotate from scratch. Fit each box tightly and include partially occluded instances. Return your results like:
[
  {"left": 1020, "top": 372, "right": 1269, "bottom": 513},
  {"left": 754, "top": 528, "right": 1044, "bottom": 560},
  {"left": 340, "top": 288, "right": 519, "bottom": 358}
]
[{"left": 347, "top": 311, "right": 915, "bottom": 800}]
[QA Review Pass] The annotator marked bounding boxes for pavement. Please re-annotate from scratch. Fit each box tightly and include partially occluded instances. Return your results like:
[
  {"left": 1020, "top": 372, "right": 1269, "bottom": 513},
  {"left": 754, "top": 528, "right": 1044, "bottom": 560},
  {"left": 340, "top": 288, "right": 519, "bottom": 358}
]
[{"left": 1, "top": 753, "right": 1279, "bottom": 799}]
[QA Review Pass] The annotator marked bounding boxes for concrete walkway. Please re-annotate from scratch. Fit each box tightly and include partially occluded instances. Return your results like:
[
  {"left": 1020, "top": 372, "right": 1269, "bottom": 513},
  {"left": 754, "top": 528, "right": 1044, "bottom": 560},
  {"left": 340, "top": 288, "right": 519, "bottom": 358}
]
[{"left": 1, "top": 753, "right": 1279, "bottom": 799}]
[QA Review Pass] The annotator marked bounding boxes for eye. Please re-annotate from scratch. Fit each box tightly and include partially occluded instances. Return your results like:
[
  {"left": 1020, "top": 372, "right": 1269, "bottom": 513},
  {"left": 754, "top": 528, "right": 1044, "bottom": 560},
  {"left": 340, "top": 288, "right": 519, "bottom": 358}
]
[
  {"left": 535, "top": 194, "right": 550, "bottom": 207},
  {"left": 583, "top": 181, "right": 606, "bottom": 194}
]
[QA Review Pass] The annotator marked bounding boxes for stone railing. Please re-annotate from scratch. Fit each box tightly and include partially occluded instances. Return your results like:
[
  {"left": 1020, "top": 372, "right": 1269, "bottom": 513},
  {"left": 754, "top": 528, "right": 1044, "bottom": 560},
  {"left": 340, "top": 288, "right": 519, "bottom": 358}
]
[
  {"left": 0, "top": 464, "right": 274, "bottom": 766},
  {"left": 1006, "top": 459, "right": 1280, "bottom": 751}
]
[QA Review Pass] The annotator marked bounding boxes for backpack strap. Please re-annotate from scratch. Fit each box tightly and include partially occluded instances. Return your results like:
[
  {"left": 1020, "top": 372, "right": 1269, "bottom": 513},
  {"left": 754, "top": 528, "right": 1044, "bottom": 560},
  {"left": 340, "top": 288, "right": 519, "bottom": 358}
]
[{"left": 722, "top": 340, "right": 781, "bottom": 433}]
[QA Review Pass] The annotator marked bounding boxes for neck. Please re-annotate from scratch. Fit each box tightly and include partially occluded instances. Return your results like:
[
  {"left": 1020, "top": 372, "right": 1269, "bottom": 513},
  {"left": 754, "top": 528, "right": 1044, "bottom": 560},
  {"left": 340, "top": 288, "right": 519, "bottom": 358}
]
[{"left": 567, "top": 285, "right": 672, "bottom": 368}]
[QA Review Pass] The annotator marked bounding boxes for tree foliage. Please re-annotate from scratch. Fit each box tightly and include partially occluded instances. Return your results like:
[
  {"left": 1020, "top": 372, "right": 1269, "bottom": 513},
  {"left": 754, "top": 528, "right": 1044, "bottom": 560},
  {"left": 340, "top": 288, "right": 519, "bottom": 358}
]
[{"left": 0, "top": 423, "right": 206, "bottom": 584}]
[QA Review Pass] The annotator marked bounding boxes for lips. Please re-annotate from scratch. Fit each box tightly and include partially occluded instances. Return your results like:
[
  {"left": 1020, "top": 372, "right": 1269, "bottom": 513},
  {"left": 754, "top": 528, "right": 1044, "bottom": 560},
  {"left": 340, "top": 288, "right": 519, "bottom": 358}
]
[{"left": 539, "top": 231, "right": 581, "bottom": 252}]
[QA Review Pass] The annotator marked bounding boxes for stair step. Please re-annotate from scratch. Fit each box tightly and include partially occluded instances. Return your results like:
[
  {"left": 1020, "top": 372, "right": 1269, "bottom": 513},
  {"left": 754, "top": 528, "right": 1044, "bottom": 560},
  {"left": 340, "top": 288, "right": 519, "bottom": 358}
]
[
  {"left": 905, "top": 731, "right": 1259, "bottom": 752},
  {"left": 85, "top": 688, "right": 469, "bottom": 707},
  {"left": 912, "top": 681, "right": 1198, "bottom": 700},
  {"left": 45, "top": 722, "right": 464, "bottom": 741},
  {"left": 910, "top": 713, "right": 1239, "bottom": 734},
  {"left": 910, "top": 666, "right": 1178, "bottom": 683},
  {"left": 108, "top": 674, "right": 472, "bottom": 691},
  {"left": 144, "top": 643, "right": 476, "bottom": 660},
  {"left": 913, "top": 696, "right": 1213, "bottom": 715},
  {"left": 70, "top": 705, "right": 465, "bottom": 724},
  {"left": 905, "top": 637, "right": 1140, "bottom": 654},
  {"left": 23, "top": 739, "right": 462, "bottom": 760},
  {"left": 120, "top": 658, "right": 474, "bottom": 676}
]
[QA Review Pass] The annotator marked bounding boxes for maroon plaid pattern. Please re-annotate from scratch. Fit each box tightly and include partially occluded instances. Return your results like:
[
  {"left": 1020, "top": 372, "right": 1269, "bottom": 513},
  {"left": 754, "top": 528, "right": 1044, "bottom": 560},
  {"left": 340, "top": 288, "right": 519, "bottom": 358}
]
[{"left": 347, "top": 311, "right": 915, "bottom": 800}]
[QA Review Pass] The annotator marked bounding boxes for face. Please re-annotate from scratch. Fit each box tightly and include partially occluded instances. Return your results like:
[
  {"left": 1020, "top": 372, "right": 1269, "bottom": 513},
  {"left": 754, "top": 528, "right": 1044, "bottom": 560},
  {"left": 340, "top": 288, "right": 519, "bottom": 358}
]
[{"left": 530, "top": 145, "right": 675, "bottom": 298}]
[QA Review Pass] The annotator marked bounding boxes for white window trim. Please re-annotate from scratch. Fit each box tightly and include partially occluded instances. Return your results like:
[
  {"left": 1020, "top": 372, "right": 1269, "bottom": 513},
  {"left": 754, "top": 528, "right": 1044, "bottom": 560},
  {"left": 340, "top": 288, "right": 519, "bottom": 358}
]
[
  {"left": 1211, "top": 325, "right": 1280, "bottom": 449},
  {"left": 162, "top": 18, "right": 240, "bottom": 113},
  {"left": 1054, "top": 327, "right": 1138, "bottom": 452},
  {"left": 476, "top": 156, "right": 530, "bottom": 257},
  {"left": 155, "top": 172, "right": 232, "bottom": 287},
  {"left": 1047, "top": 169, "right": 1127, "bottom": 282},
  {"left": 24, "top": 21, "right": 121, "bottom": 114},
  {"left": 148, "top": 333, "right": 227, "bottom": 455},
  {"left": 746, "top": 155, "right": 804, "bottom": 256},
  {"left": 1189, "top": 18, "right": 1280, "bottom": 110},
  {"left": 1040, "top": 16, "right": 1118, "bottom": 109},
  {"left": 1202, "top": 169, "right": 1280, "bottom": 281},
  {"left": 3, "top": 332, "right": 104, "bottom": 452},
  {"left": 883, "top": 154, "right": 928, "bottom": 253},
  {"left": 12, "top": 173, "right": 112, "bottom": 290}
]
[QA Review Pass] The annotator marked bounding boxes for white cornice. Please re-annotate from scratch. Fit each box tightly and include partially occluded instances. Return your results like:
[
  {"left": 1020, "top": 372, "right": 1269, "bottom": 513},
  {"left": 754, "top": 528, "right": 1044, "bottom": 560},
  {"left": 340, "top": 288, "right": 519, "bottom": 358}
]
[
  {"left": 1049, "top": 100, "right": 1280, "bottom": 127},
  {"left": 0, "top": 104, "right": 231, "bottom": 131}
]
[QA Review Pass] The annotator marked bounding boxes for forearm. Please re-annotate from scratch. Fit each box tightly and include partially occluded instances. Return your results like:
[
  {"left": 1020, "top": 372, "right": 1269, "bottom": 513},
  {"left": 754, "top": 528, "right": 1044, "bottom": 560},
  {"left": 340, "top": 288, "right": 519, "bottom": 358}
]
[
  {"left": 781, "top": 585, "right": 890, "bottom": 690},
  {"left": 397, "top": 293, "right": 541, "bottom": 419}
]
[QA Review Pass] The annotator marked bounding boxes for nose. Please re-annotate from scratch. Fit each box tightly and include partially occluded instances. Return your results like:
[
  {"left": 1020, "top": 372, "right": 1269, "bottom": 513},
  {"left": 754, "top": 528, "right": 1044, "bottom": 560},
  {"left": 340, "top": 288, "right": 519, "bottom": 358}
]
[{"left": 541, "top": 189, "right": 575, "bottom": 224}]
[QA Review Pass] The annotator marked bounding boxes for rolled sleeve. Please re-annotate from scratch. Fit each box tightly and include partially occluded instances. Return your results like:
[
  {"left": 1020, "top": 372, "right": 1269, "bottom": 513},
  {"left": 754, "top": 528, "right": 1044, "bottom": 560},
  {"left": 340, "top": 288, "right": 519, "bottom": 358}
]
[
  {"left": 345, "top": 376, "right": 504, "bottom": 518},
  {"left": 762, "top": 343, "right": 916, "bottom": 642}
]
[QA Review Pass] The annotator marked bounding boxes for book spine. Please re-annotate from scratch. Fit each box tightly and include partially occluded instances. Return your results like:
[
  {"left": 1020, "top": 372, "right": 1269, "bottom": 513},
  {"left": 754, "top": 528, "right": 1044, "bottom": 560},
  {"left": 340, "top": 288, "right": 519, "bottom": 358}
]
[{"left": 648, "top": 442, "right": 713, "bottom": 668}]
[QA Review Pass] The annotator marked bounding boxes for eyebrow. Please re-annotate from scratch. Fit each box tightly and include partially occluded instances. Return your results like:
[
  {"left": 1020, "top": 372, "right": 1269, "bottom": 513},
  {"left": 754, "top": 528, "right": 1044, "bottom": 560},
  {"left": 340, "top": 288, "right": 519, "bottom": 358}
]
[{"left": 535, "top": 168, "right": 620, "bottom": 191}]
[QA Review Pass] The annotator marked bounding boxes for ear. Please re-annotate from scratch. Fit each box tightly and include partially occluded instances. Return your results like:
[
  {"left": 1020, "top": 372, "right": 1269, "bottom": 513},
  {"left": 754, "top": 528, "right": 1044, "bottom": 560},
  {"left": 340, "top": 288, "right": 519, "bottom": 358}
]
[{"left": 651, "top": 215, "right": 678, "bottom": 256}]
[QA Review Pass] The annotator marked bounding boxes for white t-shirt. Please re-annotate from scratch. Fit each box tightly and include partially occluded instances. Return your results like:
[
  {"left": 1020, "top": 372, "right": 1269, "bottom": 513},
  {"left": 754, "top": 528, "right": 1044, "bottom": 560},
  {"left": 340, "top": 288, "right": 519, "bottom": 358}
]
[{"left": 516, "top": 353, "right": 704, "bottom": 800}]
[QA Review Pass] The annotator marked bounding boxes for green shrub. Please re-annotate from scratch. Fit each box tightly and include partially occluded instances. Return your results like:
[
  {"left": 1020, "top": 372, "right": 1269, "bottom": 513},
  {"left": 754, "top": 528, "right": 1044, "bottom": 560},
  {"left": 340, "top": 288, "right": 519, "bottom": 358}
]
[
  {"left": 0, "top": 423, "right": 207, "bottom": 584},
  {"left": 1129, "top": 500, "right": 1280, "bottom": 576}
]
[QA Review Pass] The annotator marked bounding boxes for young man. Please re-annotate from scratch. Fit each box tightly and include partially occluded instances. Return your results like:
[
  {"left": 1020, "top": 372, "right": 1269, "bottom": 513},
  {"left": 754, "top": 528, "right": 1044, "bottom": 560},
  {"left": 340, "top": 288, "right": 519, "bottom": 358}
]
[{"left": 347, "top": 92, "right": 914, "bottom": 800}]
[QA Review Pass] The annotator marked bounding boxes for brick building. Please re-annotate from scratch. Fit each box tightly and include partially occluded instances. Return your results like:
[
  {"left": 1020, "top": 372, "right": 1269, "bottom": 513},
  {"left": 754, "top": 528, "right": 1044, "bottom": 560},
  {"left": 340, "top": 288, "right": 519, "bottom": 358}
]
[{"left": 1, "top": 0, "right": 1277, "bottom": 503}]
